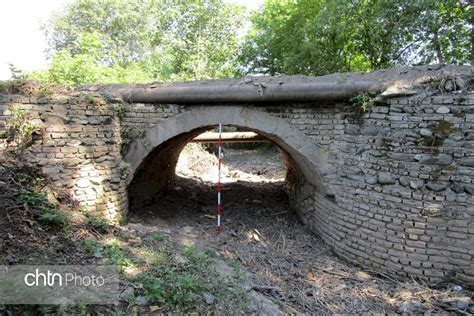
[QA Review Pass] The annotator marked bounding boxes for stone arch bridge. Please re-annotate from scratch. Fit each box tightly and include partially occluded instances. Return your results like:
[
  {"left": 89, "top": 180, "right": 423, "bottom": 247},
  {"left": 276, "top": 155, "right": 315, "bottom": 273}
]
[{"left": 0, "top": 65, "right": 473, "bottom": 286}]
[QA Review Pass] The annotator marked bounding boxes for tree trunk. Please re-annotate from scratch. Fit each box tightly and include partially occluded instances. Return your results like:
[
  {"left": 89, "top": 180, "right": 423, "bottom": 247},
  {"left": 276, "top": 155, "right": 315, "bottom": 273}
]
[
  {"left": 470, "top": 13, "right": 474, "bottom": 64},
  {"left": 432, "top": 30, "right": 444, "bottom": 64}
]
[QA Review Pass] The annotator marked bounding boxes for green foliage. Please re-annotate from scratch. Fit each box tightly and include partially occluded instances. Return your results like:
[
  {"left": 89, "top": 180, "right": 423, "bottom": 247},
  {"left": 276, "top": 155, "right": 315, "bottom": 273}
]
[
  {"left": 203, "top": 245, "right": 217, "bottom": 258},
  {"left": 143, "top": 231, "right": 165, "bottom": 243},
  {"left": 350, "top": 92, "right": 374, "bottom": 112},
  {"left": 104, "top": 240, "right": 132, "bottom": 267},
  {"left": 349, "top": 92, "right": 376, "bottom": 124},
  {"left": 30, "top": 32, "right": 152, "bottom": 85},
  {"left": 85, "top": 215, "right": 109, "bottom": 234},
  {"left": 16, "top": 180, "right": 69, "bottom": 229},
  {"left": 9, "top": 108, "right": 39, "bottom": 138},
  {"left": 14, "top": 0, "right": 473, "bottom": 85},
  {"left": 17, "top": 185, "right": 68, "bottom": 229},
  {"left": 17, "top": 188, "right": 47, "bottom": 206},
  {"left": 146, "top": 0, "right": 246, "bottom": 81},
  {"left": 408, "top": 0, "right": 471, "bottom": 65},
  {"left": 6, "top": 107, "right": 43, "bottom": 152},
  {"left": 143, "top": 271, "right": 202, "bottom": 309},
  {"left": 182, "top": 244, "right": 208, "bottom": 266},
  {"left": 34, "top": 0, "right": 246, "bottom": 84},
  {"left": 239, "top": 0, "right": 365, "bottom": 75},
  {"left": 239, "top": 0, "right": 472, "bottom": 76},
  {"left": 133, "top": 244, "right": 229, "bottom": 310},
  {"left": 44, "top": 0, "right": 155, "bottom": 66},
  {"left": 38, "top": 209, "right": 68, "bottom": 228},
  {"left": 83, "top": 239, "right": 99, "bottom": 253}
]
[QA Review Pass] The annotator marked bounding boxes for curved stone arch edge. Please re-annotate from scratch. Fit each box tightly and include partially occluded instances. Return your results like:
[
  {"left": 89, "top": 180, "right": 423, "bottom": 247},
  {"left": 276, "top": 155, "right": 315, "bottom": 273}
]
[{"left": 124, "top": 106, "right": 329, "bottom": 192}]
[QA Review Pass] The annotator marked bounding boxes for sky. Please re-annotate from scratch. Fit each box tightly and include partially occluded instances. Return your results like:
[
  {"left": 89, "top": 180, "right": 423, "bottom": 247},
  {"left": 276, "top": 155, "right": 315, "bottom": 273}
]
[{"left": 0, "top": 0, "right": 262, "bottom": 80}]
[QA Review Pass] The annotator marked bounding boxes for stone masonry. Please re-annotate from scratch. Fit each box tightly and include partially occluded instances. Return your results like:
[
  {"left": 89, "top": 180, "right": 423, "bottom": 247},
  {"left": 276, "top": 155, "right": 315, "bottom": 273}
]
[{"left": 0, "top": 68, "right": 473, "bottom": 287}]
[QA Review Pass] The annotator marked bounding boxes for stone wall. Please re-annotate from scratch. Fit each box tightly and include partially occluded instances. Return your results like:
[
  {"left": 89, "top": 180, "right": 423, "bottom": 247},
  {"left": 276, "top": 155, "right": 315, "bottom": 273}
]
[
  {"left": 282, "top": 96, "right": 474, "bottom": 286},
  {"left": 0, "top": 93, "right": 128, "bottom": 221},
  {"left": 0, "top": 87, "right": 472, "bottom": 287}
]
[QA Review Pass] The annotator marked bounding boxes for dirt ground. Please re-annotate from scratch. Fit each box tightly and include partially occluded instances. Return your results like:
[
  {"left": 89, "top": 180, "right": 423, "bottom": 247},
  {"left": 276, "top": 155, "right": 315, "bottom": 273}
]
[
  {"left": 175, "top": 143, "right": 286, "bottom": 183},
  {"left": 129, "top": 144, "right": 473, "bottom": 314}
]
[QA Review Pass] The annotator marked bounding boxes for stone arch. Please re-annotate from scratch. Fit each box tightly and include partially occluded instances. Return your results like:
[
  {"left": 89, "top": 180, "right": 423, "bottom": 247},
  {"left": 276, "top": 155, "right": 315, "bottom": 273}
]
[
  {"left": 125, "top": 106, "right": 328, "bottom": 189},
  {"left": 124, "top": 106, "right": 330, "bottom": 217}
]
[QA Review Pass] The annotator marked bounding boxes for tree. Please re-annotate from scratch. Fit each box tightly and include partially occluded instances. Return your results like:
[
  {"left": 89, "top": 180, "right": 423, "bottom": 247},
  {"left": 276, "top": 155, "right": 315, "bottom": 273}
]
[
  {"left": 409, "top": 0, "right": 471, "bottom": 65},
  {"left": 38, "top": 0, "right": 246, "bottom": 84},
  {"left": 44, "top": 0, "right": 156, "bottom": 66},
  {"left": 30, "top": 32, "right": 152, "bottom": 84},
  {"left": 147, "top": 0, "right": 246, "bottom": 80},
  {"left": 352, "top": 0, "right": 472, "bottom": 67},
  {"left": 239, "top": 0, "right": 472, "bottom": 76}
]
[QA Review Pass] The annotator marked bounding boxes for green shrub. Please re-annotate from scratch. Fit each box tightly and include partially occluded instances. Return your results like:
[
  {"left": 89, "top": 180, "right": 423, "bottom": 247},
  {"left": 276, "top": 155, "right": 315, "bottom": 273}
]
[
  {"left": 38, "top": 208, "right": 68, "bottom": 228},
  {"left": 104, "top": 240, "right": 132, "bottom": 267},
  {"left": 143, "top": 271, "right": 202, "bottom": 309},
  {"left": 6, "top": 107, "right": 43, "bottom": 152},
  {"left": 143, "top": 231, "right": 164, "bottom": 243},
  {"left": 83, "top": 239, "right": 99, "bottom": 253},
  {"left": 86, "top": 215, "right": 109, "bottom": 234},
  {"left": 16, "top": 188, "right": 46, "bottom": 206}
]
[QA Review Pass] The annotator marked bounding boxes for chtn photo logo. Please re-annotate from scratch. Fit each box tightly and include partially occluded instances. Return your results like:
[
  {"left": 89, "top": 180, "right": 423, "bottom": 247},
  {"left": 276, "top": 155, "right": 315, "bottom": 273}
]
[{"left": 24, "top": 268, "right": 105, "bottom": 287}]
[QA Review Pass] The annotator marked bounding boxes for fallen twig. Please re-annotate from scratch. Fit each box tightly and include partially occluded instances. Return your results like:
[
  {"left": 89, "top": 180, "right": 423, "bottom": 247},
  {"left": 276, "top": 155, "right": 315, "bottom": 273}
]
[{"left": 251, "top": 284, "right": 278, "bottom": 292}]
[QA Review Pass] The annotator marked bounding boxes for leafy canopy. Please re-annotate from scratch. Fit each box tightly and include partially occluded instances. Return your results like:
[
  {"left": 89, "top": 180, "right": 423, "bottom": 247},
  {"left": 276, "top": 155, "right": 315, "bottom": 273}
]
[
  {"left": 239, "top": 0, "right": 472, "bottom": 76},
  {"left": 34, "top": 0, "right": 246, "bottom": 84},
  {"left": 30, "top": 0, "right": 472, "bottom": 84}
]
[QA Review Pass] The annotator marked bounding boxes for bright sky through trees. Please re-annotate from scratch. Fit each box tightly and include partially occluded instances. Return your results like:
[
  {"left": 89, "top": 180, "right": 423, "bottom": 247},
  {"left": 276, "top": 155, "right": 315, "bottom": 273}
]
[
  {"left": 0, "top": 0, "right": 262, "bottom": 80},
  {"left": 1, "top": 0, "right": 470, "bottom": 81}
]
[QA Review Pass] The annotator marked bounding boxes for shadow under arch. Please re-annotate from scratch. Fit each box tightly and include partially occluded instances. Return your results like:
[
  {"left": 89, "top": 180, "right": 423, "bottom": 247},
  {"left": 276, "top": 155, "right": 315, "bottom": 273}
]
[
  {"left": 125, "top": 106, "right": 329, "bottom": 188},
  {"left": 124, "top": 106, "right": 332, "bottom": 218}
]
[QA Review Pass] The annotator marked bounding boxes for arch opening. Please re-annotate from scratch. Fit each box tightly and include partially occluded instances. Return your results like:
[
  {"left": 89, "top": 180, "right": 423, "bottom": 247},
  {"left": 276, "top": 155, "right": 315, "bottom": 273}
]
[
  {"left": 124, "top": 106, "right": 330, "bottom": 228},
  {"left": 125, "top": 106, "right": 328, "bottom": 192},
  {"left": 125, "top": 124, "right": 346, "bottom": 314},
  {"left": 121, "top": 106, "right": 364, "bottom": 313},
  {"left": 127, "top": 125, "right": 304, "bottom": 217}
]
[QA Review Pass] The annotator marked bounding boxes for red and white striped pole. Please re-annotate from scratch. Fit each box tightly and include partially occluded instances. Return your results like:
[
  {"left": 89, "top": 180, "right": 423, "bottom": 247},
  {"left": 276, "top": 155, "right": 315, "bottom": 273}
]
[{"left": 217, "top": 123, "right": 223, "bottom": 235}]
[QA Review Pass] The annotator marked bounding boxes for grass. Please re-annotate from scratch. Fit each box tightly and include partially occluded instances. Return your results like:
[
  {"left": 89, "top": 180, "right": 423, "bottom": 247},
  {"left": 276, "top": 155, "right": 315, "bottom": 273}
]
[
  {"left": 6, "top": 170, "right": 250, "bottom": 313},
  {"left": 103, "top": 239, "right": 133, "bottom": 268},
  {"left": 143, "top": 270, "right": 203, "bottom": 309},
  {"left": 109, "top": 242, "right": 251, "bottom": 312},
  {"left": 139, "top": 245, "right": 208, "bottom": 310},
  {"left": 38, "top": 209, "right": 68, "bottom": 228},
  {"left": 16, "top": 182, "right": 68, "bottom": 229},
  {"left": 143, "top": 231, "right": 165, "bottom": 243},
  {"left": 135, "top": 247, "right": 169, "bottom": 267},
  {"left": 83, "top": 239, "right": 98, "bottom": 253},
  {"left": 2, "top": 158, "right": 253, "bottom": 314},
  {"left": 85, "top": 214, "right": 109, "bottom": 234}
]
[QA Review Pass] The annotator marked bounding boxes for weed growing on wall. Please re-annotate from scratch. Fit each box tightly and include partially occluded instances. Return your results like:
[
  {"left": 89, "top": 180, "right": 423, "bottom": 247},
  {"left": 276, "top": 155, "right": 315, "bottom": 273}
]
[
  {"left": 5, "top": 107, "right": 43, "bottom": 154},
  {"left": 15, "top": 175, "right": 69, "bottom": 230},
  {"left": 349, "top": 92, "right": 375, "bottom": 124}
]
